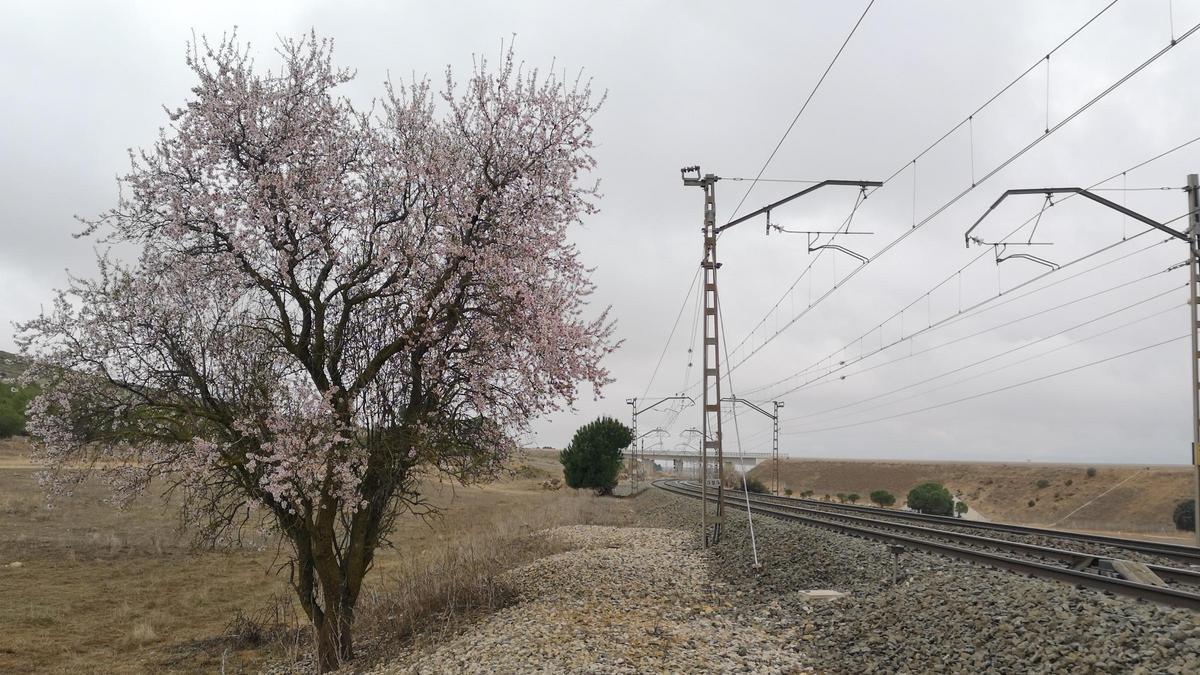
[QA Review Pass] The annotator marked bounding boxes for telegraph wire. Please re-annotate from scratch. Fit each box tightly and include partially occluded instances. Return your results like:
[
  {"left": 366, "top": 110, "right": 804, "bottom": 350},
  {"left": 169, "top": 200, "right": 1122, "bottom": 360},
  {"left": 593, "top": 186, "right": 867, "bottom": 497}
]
[{"left": 785, "top": 334, "right": 1187, "bottom": 435}]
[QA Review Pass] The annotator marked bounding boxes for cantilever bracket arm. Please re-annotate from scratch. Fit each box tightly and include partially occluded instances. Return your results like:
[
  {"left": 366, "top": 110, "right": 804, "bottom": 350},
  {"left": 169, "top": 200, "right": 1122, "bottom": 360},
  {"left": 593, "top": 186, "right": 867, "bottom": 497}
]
[
  {"left": 964, "top": 187, "right": 1190, "bottom": 247},
  {"left": 809, "top": 243, "right": 869, "bottom": 263},
  {"left": 718, "top": 179, "right": 883, "bottom": 234},
  {"left": 636, "top": 427, "right": 669, "bottom": 441},
  {"left": 720, "top": 397, "right": 777, "bottom": 420},
  {"left": 635, "top": 395, "right": 695, "bottom": 416}
]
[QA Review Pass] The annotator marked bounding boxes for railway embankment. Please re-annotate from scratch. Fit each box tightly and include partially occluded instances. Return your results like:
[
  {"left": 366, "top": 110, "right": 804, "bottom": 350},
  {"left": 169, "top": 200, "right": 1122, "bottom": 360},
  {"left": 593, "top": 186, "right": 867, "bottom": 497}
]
[{"left": 638, "top": 487, "right": 1200, "bottom": 673}]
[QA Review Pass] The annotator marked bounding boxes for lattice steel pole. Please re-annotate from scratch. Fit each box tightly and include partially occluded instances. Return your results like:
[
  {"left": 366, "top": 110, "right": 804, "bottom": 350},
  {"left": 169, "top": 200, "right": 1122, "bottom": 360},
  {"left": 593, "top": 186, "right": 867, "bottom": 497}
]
[
  {"left": 684, "top": 167, "right": 725, "bottom": 546},
  {"left": 1187, "top": 173, "right": 1199, "bottom": 547},
  {"left": 773, "top": 401, "right": 783, "bottom": 495},
  {"left": 626, "top": 398, "right": 637, "bottom": 490}
]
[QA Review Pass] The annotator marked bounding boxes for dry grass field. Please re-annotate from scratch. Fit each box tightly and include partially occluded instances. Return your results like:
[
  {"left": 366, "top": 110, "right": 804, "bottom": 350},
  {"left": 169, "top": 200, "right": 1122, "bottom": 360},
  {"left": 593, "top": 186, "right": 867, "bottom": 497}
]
[
  {"left": 0, "top": 441, "right": 629, "bottom": 673},
  {"left": 751, "top": 457, "right": 1194, "bottom": 537}
]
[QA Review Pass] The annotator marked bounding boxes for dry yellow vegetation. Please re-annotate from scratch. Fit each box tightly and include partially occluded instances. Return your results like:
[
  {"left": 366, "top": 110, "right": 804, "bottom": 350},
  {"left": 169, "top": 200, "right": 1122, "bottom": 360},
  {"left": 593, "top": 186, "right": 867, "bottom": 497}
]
[
  {"left": 0, "top": 441, "right": 628, "bottom": 673},
  {"left": 750, "top": 457, "right": 1193, "bottom": 537}
]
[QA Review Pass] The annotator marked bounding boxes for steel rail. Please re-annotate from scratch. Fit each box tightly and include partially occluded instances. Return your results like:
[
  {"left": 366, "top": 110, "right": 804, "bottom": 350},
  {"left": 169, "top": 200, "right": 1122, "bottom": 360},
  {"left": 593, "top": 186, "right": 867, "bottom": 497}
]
[
  {"left": 668, "top": 481, "right": 1200, "bottom": 586},
  {"left": 655, "top": 480, "right": 1200, "bottom": 610},
  {"left": 739, "top": 488, "right": 1200, "bottom": 566}
]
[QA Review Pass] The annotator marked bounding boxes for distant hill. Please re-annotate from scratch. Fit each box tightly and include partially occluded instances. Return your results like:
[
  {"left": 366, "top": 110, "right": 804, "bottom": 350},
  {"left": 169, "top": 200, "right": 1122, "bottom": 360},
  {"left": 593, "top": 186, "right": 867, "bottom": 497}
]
[
  {"left": 750, "top": 457, "right": 1193, "bottom": 537},
  {"left": 0, "top": 350, "right": 31, "bottom": 383}
]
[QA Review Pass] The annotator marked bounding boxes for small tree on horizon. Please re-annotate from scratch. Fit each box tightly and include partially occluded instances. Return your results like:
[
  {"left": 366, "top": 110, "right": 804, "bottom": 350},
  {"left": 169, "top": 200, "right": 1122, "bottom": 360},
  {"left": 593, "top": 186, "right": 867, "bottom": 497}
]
[
  {"left": 869, "top": 490, "right": 895, "bottom": 507},
  {"left": 1174, "top": 499, "right": 1196, "bottom": 532},
  {"left": 559, "top": 417, "right": 632, "bottom": 495},
  {"left": 847, "top": 493, "right": 860, "bottom": 504},
  {"left": 907, "top": 482, "right": 954, "bottom": 516},
  {"left": 955, "top": 501, "right": 969, "bottom": 518}
]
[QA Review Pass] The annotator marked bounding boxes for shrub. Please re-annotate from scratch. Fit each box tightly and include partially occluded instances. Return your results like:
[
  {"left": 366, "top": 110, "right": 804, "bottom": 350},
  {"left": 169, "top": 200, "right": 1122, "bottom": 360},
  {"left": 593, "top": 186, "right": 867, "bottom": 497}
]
[
  {"left": 1064, "top": 479, "right": 1073, "bottom": 486},
  {"left": 559, "top": 417, "right": 633, "bottom": 495},
  {"left": 907, "top": 482, "right": 953, "bottom": 516},
  {"left": 1035, "top": 479, "right": 1050, "bottom": 489},
  {"left": 823, "top": 494, "right": 831, "bottom": 502},
  {"left": 1086, "top": 467, "right": 1097, "bottom": 478},
  {"left": 955, "top": 502, "right": 968, "bottom": 517},
  {"left": 847, "top": 493, "right": 860, "bottom": 504},
  {"left": 783, "top": 488, "right": 794, "bottom": 497},
  {"left": 744, "top": 476, "right": 769, "bottom": 494},
  {"left": 801, "top": 490, "right": 814, "bottom": 498},
  {"left": 0, "top": 384, "right": 38, "bottom": 438},
  {"left": 1027, "top": 500, "right": 1036, "bottom": 508},
  {"left": 1174, "top": 499, "right": 1196, "bottom": 532},
  {"left": 869, "top": 490, "right": 896, "bottom": 507},
  {"left": 835, "top": 493, "right": 847, "bottom": 504}
]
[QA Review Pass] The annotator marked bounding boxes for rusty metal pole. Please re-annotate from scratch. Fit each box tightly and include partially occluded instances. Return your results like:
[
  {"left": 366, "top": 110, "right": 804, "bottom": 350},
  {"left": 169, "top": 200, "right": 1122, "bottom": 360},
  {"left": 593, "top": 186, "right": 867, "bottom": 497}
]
[
  {"left": 1187, "top": 173, "right": 1199, "bottom": 546},
  {"left": 684, "top": 168, "right": 725, "bottom": 546},
  {"left": 773, "top": 401, "right": 783, "bottom": 495}
]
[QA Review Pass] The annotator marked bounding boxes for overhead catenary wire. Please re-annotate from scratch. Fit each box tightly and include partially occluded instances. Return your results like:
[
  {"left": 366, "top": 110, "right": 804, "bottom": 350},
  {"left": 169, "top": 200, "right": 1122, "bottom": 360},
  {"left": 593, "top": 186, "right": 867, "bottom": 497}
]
[
  {"left": 746, "top": 229, "right": 1169, "bottom": 398},
  {"left": 785, "top": 334, "right": 1188, "bottom": 435},
  {"left": 774, "top": 203, "right": 1197, "bottom": 394},
  {"left": 725, "top": 11, "right": 1197, "bottom": 376},
  {"left": 787, "top": 285, "right": 1185, "bottom": 424},
  {"left": 742, "top": 131, "right": 1200, "bottom": 398},
  {"left": 640, "top": 265, "right": 703, "bottom": 400},
  {"left": 729, "top": 0, "right": 1125, "bottom": 362},
  {"left": 724, "top": 0, "right": 876, "bottom": 226},
  {"left": 734, "top": 295, "right": 1186, "bottom": 450}
]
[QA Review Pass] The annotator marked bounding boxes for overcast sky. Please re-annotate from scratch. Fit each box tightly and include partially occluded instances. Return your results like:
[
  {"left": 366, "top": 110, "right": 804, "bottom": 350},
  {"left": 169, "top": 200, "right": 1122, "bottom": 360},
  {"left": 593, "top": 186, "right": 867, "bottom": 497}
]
[{"left": 3, "top": 1, "right": 1199, "bottom": 464}]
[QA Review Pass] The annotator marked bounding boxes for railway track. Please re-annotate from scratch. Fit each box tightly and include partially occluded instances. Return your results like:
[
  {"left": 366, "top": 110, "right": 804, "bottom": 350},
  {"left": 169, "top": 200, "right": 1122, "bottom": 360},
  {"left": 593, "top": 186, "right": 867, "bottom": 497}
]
[
  {"left": 654, "top": 479, "right": 1200, "bottom": 610},
  {"left": 743, "top": 487, "right": 1200, "bottom": 567}
]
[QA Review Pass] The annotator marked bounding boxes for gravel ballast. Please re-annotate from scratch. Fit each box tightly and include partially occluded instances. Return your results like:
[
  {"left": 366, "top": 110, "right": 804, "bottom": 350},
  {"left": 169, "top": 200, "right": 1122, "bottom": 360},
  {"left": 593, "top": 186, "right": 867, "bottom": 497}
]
[
  {"left": 637, "top": 488, "right": 1200, "bottom": 674},
  {"left": 368, "top": 524, "right": 809, "bottom": 674}
]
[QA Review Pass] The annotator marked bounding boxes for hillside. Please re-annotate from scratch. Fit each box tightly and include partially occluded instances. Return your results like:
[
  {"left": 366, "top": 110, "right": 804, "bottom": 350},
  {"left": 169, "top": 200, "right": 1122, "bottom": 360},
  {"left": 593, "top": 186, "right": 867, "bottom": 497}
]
[
  {"left": 0, "top": 350, "right": 29, "bottom": 382},
  {"left": 750, "top": 457, "right": 1194, "bottom": 536}
]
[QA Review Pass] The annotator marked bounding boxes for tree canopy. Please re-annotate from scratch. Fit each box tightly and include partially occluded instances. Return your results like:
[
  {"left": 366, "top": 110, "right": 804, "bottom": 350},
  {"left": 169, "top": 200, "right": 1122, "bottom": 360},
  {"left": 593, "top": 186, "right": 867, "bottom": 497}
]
[
  {"left": 869, "top": 489, "right": 895, "bottom": 507},
  {"left": 559, "top": 417, "right": 632, "bottom": 495},
  {"left": 18, "top": 33, "right": 612, "bottom": 671},
  {"left": 907, "top": 482, "right": 954, "bottom": 516}
]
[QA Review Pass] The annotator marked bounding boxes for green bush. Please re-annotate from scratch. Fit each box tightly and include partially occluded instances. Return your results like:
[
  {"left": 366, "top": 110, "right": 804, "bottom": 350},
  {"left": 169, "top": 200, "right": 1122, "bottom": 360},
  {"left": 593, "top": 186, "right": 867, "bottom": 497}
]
[
  {"left": 955, "top": 502, "right": 968, "bottom": 517},
  {"left": 783, "top": 488, "right": 793, "bottom": 497},
  {"left": 0, "top": 384, "right": 38, "bottom": 438},
  {"left": 558, "top": 416, "right": 633, "bottom": 495},
  {"left": 800, "top": 490, "right": 814, "bottom": 498},
  {"left": 847, "top": 493, "right": 860, "bottom": 504},
  {"left": 744, "top": 476, "right": 769, "bottom": 494},
  {"left": 907, "top": 482, "right": 953, "bottom": 516},
  {"left": 869, "top": 490, "right": 895, "bottom": 507},
  {"left": 1174, "top": 499, "right": 1196, "bottom": 532},
  {"left": 1086, "top": 467, "right": 1097, "bottom": 478},
  {"left": 1027, "top": 500, "right": 1036, "bottom": 508},
  {"left": 1035, "top": 479, "right": 1050, "bottom": 489}
]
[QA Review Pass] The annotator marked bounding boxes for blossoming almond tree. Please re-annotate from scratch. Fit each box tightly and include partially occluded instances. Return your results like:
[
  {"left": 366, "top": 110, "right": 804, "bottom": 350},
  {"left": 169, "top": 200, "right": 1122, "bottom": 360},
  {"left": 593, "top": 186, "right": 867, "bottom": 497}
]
[{"left": 18, "top": 33, "right": 614, "bottom": 671}]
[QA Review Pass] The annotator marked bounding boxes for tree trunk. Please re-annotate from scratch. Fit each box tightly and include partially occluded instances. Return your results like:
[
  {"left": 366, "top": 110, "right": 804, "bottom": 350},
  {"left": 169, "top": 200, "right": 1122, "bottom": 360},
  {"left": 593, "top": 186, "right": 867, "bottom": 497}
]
[{"left": 314, "top": 605, "right": 353, "bottom": 672}]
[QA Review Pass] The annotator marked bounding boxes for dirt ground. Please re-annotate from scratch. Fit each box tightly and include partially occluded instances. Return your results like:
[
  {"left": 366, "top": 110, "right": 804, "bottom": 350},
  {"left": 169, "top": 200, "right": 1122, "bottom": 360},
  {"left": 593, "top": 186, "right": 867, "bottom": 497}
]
[
  {"left": 749, "top": 457, "right": 1194, "bottom": 537},
  {"left": 0, "top": 440, "right": 579, "bottom": 674}
]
